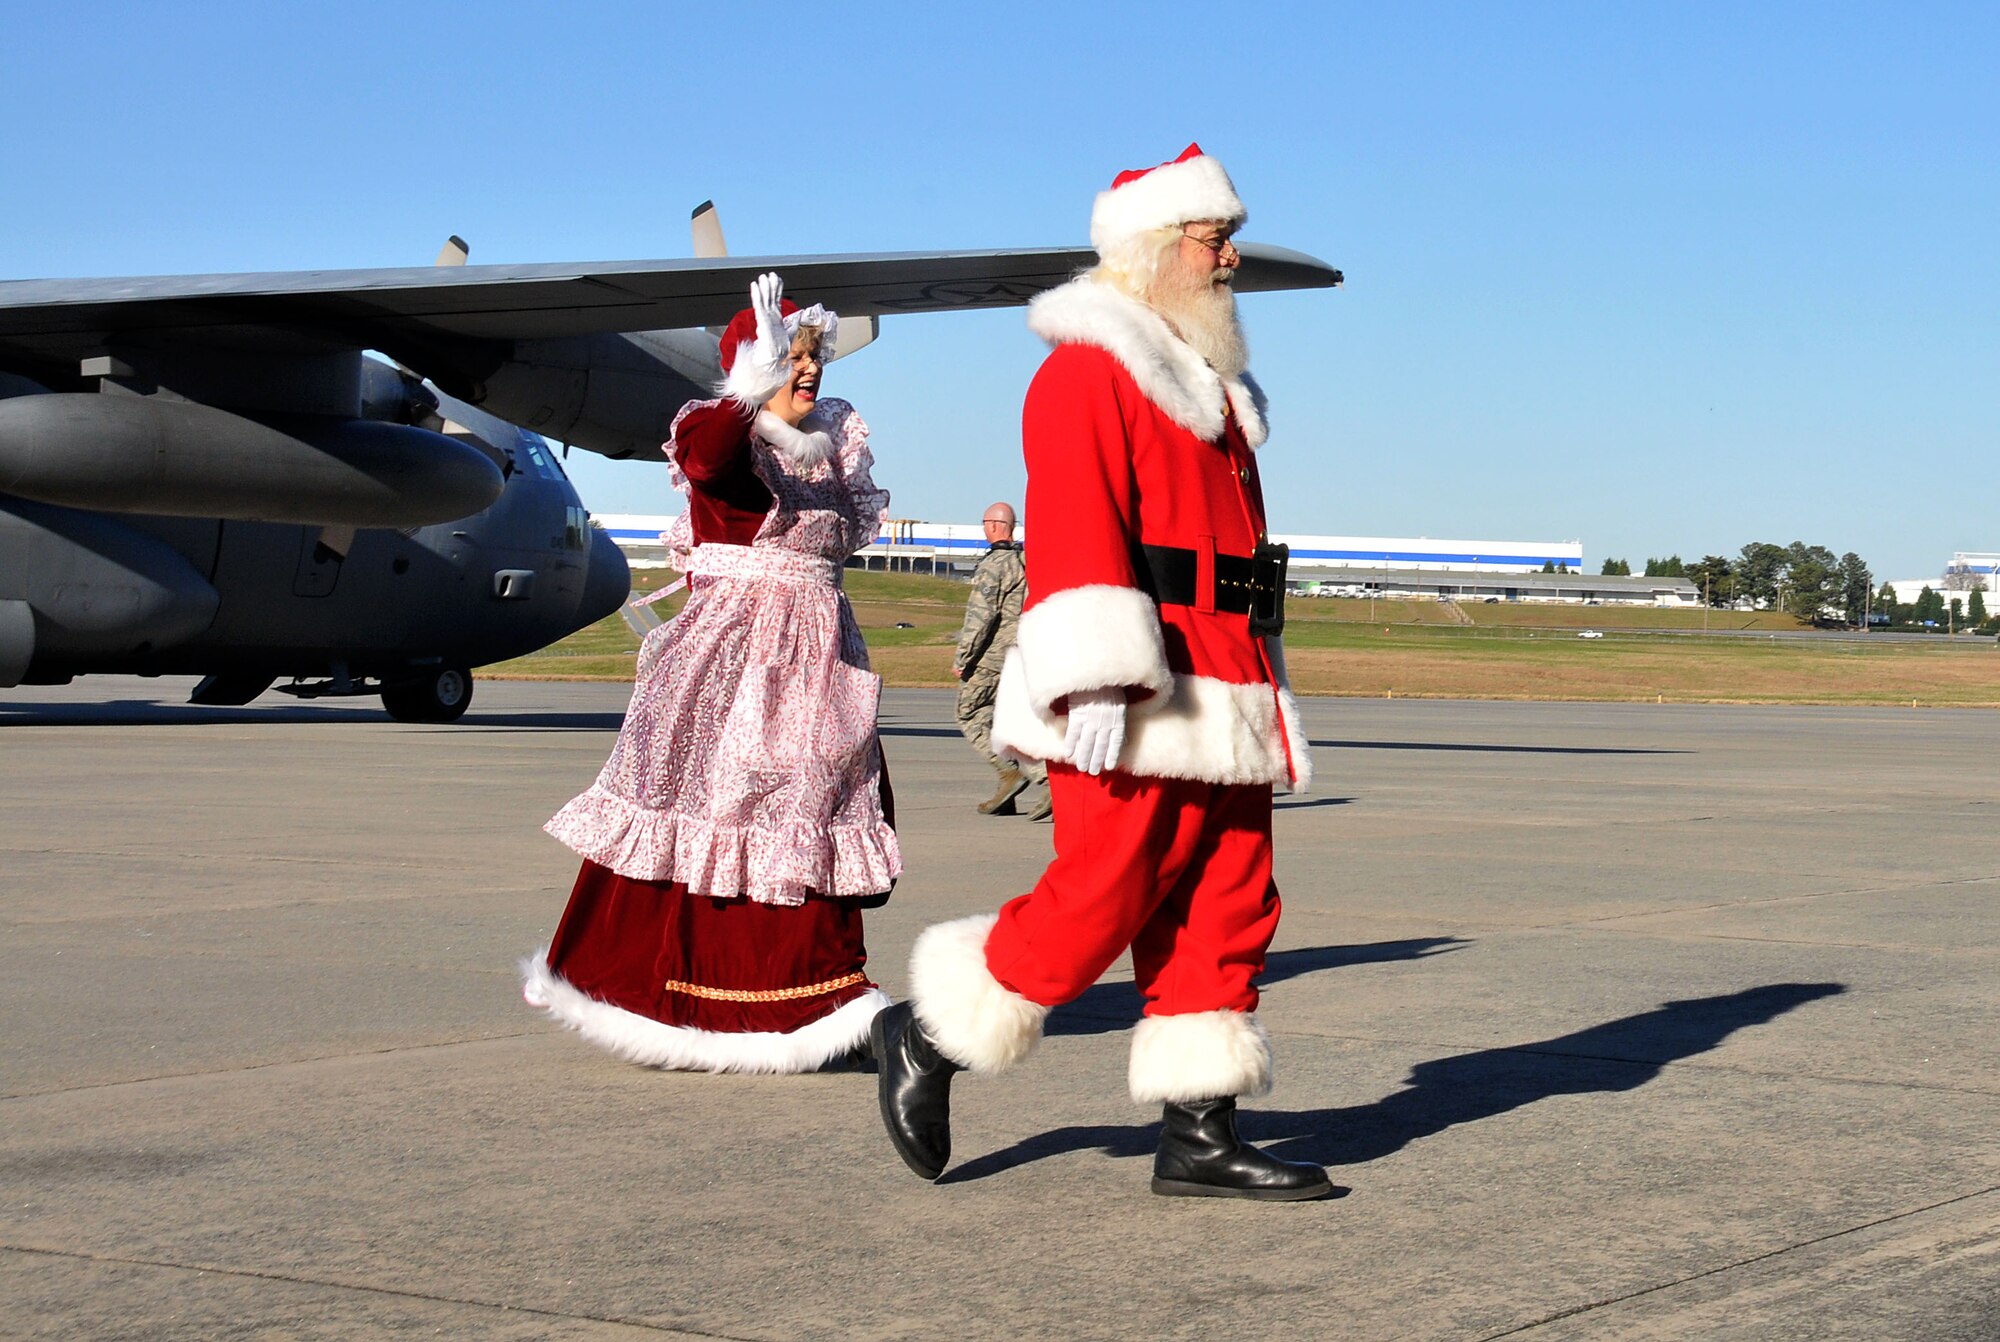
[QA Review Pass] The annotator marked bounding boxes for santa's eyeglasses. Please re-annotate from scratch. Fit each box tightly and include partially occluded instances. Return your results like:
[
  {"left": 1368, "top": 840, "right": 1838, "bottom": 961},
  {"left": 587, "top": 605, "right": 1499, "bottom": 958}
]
[{"left": 1181, "top": 228, "right": 1240, "bottom": 259}]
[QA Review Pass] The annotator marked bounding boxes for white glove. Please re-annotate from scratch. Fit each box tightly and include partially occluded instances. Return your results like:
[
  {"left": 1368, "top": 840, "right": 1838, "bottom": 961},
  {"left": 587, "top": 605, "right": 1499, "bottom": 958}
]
[
  {"left": 1063, "top": 687, "right": 1127, "bottom": 776},
  {"left": 721, "top": 272, "right": 792, "bottom": 406},
  {"left": 749, "top": 271, "right": 788, "bottom": 368}
]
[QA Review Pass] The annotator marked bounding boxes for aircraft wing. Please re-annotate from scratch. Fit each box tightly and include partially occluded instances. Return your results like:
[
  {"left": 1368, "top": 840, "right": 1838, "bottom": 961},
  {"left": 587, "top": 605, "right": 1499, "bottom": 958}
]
[{"left": 0, "top": 244, "right": 1341, "bottom": 345}]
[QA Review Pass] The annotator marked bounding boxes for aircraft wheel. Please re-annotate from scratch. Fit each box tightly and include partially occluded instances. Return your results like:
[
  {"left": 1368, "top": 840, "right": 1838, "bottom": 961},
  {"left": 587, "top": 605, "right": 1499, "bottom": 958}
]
[{"left": 382, "top": 666, "right": 473, "bottom": 723}]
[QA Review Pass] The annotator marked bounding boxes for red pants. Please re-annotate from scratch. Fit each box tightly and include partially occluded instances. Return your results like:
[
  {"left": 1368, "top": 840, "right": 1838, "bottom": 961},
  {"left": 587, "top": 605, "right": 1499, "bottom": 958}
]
[{"left": 984, "top": 766, "right": 1280, "bottom": 1016}]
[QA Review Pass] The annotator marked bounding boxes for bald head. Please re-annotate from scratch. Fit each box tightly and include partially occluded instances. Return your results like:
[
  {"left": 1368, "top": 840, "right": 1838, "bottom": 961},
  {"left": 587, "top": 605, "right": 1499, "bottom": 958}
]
[{"left": 982, "top": 503, "right": 1017, "bottom": 544}]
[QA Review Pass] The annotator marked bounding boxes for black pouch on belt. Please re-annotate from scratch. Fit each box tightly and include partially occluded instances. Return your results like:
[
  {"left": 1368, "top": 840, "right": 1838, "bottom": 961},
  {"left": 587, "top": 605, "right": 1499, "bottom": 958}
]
[{"left": 1138, "top": 540, "right": 1290, "bottom": 636}]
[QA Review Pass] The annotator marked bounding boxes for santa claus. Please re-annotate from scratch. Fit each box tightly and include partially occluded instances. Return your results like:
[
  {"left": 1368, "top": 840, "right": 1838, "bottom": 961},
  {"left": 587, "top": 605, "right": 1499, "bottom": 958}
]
[{"left": 872, "top": 146, "right": 1332, "bottom": 1200}]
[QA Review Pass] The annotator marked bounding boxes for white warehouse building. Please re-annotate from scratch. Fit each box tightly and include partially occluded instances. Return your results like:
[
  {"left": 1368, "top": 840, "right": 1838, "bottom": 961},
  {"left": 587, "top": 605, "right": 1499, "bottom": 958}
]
[
  {"left": 1884, "top": 552, "right": 1999, "bottom": 605},
  {"left": 595, "top": 516, "right": 1697, "bottom": 606}
]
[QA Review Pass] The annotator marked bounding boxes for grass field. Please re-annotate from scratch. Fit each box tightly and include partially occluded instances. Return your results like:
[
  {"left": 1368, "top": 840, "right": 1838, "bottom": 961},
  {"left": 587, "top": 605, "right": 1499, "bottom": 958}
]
[{"left": 486, "top": 570, "right": 2000, "bottom": 706}]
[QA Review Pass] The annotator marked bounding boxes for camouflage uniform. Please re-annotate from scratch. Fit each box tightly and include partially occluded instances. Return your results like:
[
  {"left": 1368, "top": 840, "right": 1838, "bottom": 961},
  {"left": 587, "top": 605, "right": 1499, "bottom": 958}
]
[{"left": 954, "top": 541, "right": 1046, "bottom": 788}]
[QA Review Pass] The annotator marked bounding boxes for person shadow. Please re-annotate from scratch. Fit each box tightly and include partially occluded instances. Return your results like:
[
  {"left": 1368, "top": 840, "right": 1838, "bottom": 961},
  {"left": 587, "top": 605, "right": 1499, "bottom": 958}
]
[
  {"left": 942, "top": 981, "right": 1845, "bottom": 1184},
  {"left": 1044, "top": 937, "right": 1469, "bottom": 1038}
]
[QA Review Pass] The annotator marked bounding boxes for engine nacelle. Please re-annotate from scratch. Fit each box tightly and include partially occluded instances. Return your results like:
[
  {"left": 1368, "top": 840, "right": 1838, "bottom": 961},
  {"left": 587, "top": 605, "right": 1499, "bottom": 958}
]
[
  {"left": 0, "top": 393, "right": 503, "bottom": 526},
  {"left": 467, "top": 330, "right": 715, "bottom": 461},
  {"left": 0, "top": 497, "right": 220, "bottom": 683}
]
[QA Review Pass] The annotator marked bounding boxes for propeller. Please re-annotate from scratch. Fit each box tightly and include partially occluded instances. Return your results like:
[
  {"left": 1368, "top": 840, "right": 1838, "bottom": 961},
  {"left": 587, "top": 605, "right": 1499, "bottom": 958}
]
[
  {"left": 689, "top": 202, "right": 727, "bottom": 260},
  {"left": 688, "top": 202, "right": 878, "bottom": 361},
  {"left": 434, "top": 235, "right": 469, "bottom": 267}
]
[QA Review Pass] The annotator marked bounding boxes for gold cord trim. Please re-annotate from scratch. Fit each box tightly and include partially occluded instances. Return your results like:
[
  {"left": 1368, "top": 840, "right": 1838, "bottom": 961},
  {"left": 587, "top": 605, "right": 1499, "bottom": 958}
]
[{"left": 659, "top": 971, "right": 867, "bottom": 1003}]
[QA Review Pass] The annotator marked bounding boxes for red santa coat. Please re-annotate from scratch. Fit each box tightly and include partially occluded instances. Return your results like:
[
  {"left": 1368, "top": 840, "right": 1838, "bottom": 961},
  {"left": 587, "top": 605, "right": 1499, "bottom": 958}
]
[{"left": 990, "top": 275, "right": 1313, "bottom": 792}]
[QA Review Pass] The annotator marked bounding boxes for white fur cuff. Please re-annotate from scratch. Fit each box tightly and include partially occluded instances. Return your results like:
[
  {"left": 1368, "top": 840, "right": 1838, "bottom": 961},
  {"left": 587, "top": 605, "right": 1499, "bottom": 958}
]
[
  {"left": 718, "top": 339, "right": 788, "bottom": 412},
  {"left": 992, "top": 662, "right": 1311, "bottom": 792},
  {"left": 1129, "top": 1010, "right": 1272, "bottom": 1103},
  {"left": 753, "top": 410, "right": 833, "bottom": 469},
  {"left": 1015, "top": 584, "right": 1174, "bottom": 715},
  {"left": 908, "top": 913, "right": 1047, "bottom": 1074}
]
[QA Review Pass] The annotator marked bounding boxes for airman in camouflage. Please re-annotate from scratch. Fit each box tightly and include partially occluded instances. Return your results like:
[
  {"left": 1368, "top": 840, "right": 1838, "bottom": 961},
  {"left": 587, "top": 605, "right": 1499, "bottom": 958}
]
[{"left": 954, "top": 502, "right": 1048, "bottom": 817}]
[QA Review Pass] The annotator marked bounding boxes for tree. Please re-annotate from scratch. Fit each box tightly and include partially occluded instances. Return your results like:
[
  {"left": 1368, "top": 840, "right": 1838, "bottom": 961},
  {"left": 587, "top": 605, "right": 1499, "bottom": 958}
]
[
  {"left": 1540, "top": 560, "right": 1557, "bottom": 573},
  {"left": 1914, "top": 585, "right": 1945, "bottom": 627},
  {"left": 1971, "top": 587, "right": 1988, "bottom": 626},
  {"left": 1950, "top": 597, "right": 1964, "bottom": 630},
  {"left": 1687, "top": 555, "right": 1733, "bottom": 607},
  {"left": 1876, "top": 580, "right": 1902, "bottom": 626},
  {"left": 1781, "top": 541, "right": 1838, "bottom": 620},
  {"left": 1600, "top": 557, "right": 1630, "bottom": 576},
  {"left": 1736, "top": 542, "right": 1788, "bottom": 608},
  {"left": 1837, "top": 552, "right": 1873, "bottom": 626},
  {"left": 1644, "top": 555, "right": 1686, "bottom": 577},
  {"left": 1942, "top": 562, "right": 1988, "bottom": 592}
]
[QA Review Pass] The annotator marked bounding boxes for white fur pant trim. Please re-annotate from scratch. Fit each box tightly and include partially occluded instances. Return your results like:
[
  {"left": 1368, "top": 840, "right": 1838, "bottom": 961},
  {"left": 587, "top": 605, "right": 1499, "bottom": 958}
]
[
  {"left": 907, "top": 913, "right": 1048, "bottom": 1074},
  {"left": 521, "top": 950, "right": 887, "bottom": 1075},
  {"left": 1129, "top": 1010, "right": 1273, "bottom": 1103}
]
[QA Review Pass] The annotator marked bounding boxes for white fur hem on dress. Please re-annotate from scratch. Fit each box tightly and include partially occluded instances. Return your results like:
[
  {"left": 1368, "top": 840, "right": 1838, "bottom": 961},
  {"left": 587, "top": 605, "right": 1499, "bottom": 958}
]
[{"left": 522, "top": 950, "right": 888, "bottom": 1074}]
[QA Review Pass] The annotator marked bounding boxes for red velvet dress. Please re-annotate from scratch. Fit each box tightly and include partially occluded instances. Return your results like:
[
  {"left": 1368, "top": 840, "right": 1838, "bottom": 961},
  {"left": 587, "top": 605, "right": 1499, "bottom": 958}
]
[{"left": 523, "top": 397, "right": 897, "bottom": 1073}]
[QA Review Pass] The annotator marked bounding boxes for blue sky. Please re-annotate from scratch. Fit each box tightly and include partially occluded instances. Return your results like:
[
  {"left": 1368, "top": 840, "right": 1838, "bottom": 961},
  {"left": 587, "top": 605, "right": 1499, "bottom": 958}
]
[{"left": 3, "top": 2, "right": 1993, "bottom": 579}]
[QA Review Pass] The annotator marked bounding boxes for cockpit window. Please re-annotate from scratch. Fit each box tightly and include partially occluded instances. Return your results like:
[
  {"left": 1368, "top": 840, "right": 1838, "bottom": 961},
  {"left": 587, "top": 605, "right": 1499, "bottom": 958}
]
[{"left": 518, "top": 432, "right": 569, "bottom": 481}]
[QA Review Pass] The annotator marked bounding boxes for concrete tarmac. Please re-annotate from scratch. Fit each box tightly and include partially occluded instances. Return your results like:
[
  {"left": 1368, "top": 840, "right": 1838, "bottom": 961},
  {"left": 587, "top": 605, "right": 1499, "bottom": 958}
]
[{"left": 2, "top": 678, "right": 1996, "bottom": 1340}]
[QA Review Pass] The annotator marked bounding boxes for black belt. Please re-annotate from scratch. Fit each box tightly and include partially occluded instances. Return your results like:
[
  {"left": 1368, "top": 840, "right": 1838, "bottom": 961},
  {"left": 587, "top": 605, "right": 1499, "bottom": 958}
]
[{"left": 1138, "top": 541, "right": 1290, "bottom": 636}]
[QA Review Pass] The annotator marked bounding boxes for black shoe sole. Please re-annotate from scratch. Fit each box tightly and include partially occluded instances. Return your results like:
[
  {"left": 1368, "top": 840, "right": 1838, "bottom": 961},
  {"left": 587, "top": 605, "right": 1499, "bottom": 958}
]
[
  {"left": 871, "top": 1010, "right": 947, "bottom": 1183},
  {"left": 1151, "top": 1176, "right": 1335, "bottom": 1202}
]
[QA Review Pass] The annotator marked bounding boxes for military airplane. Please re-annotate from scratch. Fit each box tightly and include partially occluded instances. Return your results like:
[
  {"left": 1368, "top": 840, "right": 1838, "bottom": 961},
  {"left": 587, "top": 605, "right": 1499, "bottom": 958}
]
[{"left": 0, "top": 205, "right": 1341, "bottom": 721}]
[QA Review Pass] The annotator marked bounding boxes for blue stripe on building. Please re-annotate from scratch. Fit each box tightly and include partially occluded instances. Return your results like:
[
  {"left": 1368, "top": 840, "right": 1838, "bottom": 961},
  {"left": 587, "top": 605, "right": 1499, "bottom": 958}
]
[{"left": 606, "top": 529, "right": 1577, "bottom": 567}]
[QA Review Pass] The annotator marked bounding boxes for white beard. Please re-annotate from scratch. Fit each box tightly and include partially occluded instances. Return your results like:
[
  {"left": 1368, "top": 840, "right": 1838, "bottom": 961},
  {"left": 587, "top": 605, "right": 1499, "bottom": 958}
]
[{"left": 1145, "top": 258, "right": 1249, "bottom": 378}]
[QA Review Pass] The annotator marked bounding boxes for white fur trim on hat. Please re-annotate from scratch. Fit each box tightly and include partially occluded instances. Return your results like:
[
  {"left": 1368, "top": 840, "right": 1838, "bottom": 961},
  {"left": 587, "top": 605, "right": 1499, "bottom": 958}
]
[
  {"left": 1027, "top": 276, "right": 1268, "bottom": 450},
  {"left": 1091, "top": 153, "right": 1246, "bottom": 255},
  {"left": 716, "top": 305, "right": 839, "bottom": 415},
  {"left": 908, "top": 913, "right": 1048, "bottom": 1074},
  {"left": 1129, "top": 1009, "right": 1272, "bottom": 1103},
  {"left": 521, "top": 950, "right": 886, "bottom": 1074}
]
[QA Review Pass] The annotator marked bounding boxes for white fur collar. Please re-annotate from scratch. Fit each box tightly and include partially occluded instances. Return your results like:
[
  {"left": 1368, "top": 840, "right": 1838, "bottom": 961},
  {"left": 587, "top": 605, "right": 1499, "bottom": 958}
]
[
  {"left": 754, "top": 409, "right": 834, "bottom": 470},
  {"left": 1026, "top": 276, "right": 1268, "bottom": 449}
]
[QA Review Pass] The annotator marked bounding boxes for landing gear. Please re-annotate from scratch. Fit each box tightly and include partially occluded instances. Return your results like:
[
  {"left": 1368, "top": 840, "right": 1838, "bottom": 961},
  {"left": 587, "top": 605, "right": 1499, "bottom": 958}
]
[{"left": 380, "top": 666, "right": 473, "bottom": 723}]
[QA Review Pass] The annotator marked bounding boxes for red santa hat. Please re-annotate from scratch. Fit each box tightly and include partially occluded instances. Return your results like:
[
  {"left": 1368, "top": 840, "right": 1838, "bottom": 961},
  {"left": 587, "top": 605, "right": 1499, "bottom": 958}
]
[
  {"left": 718, "top": 297, "right": 839, "bottom": 373},
  {"left": 1089, "top": 143, "right": 1247, "bottom": 255}
]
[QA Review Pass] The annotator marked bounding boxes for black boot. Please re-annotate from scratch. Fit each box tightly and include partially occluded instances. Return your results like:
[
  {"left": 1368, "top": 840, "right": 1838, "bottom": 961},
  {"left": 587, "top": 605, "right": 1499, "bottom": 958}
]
[
  {"left": 1152, "top": 1097, "right": 1333, "bottom": 1201},
  {"left": 871, "top": 1001, "right": 962, "bottom": 1181}
]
